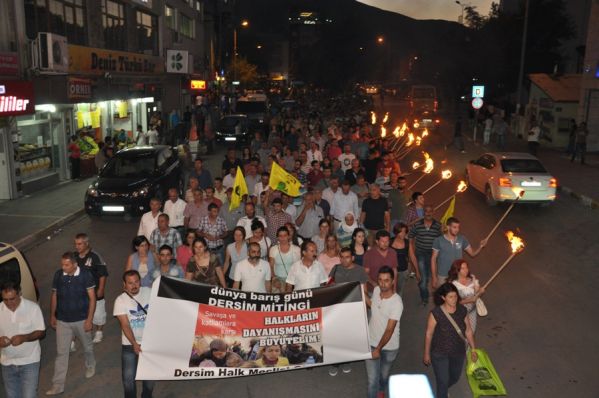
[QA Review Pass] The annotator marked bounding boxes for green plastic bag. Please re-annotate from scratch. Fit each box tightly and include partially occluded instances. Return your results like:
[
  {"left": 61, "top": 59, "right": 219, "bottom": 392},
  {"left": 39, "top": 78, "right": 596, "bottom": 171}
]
[{"left": 466, "top": 348, "right": 507, "bottom": 398}]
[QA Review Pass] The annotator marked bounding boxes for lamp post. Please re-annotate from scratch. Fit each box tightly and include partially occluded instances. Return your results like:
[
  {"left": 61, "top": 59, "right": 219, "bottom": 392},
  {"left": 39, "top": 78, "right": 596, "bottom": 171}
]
[
  {"left": 233, "top": 19, "right": 249, "bottom": 83},
  {"left": 455, "top": 1, "right": 470, "bottom": 25},
  {"left": 515, "top": 0, "right": 530, "bottom": 115}
]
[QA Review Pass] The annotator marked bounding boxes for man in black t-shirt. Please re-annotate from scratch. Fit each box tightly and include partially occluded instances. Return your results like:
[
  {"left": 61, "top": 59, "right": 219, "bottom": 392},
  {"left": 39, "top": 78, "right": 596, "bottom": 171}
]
[
  {"left": 221, "top": 148, "right": 242, "bottom": 177},
  {"left": 360, "top": 184, "right": 390, "bottom": 246},
  {"left": 74, "top": 233, "right": 108, "bottom": 344}
]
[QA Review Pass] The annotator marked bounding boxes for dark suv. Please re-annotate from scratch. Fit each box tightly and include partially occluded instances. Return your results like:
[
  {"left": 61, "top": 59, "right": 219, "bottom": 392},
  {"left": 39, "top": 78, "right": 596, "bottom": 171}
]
[{"left": 84, "top": 145, "right": 181, "bottom": 216}]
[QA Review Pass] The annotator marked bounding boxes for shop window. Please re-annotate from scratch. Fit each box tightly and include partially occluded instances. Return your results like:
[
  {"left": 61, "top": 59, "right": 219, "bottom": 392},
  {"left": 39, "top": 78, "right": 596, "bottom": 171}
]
[
  {"left": 102, "top": 0, "right": 127, "bottom": 51},
  {"left": 24, "top": 0, "right": 87, "bottom": 45},
  {"left": 136, "top": 10, "right": 158, "bottom": 55},
  {"left": 180, "top": 13, "right": 194, "bottom": 39},
  {"left": 165, "top": 5, "right": 176, "bottom": 30}
]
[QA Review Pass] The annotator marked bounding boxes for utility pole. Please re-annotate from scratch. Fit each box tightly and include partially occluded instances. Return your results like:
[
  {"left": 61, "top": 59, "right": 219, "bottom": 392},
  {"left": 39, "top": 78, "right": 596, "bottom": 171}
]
[{"left": 515, "top": 0, "right": 530, "bottom": 115}]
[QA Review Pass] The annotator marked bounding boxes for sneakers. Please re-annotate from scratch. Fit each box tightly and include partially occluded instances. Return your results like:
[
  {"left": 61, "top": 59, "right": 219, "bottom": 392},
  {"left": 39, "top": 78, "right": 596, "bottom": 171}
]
[
  {"left": 408, "top": 272, "right": 416, "bottom": 279},
  {"left": 45, "top": 386, "right": 64, "bottom": 396},
  {"left": 85, "top": 366, "right": 96, "bottom": 379},
  {"left": 328, "top": 366, "right": 339, "bottom": 376},
  {"left": 70, "top": 341, "right": 76, "bottom": 352},
  {"left": 92, "top": 331, "right": 103, "bottom": 343},
  {"left": 341, "top": 363, "right": 352, "bottom": 374}
]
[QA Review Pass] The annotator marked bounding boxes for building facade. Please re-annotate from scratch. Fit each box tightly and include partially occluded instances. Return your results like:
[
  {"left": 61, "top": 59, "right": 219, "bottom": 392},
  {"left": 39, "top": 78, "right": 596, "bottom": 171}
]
[{"left": 0, "top": 0, "right": 213, "bottom": 199}]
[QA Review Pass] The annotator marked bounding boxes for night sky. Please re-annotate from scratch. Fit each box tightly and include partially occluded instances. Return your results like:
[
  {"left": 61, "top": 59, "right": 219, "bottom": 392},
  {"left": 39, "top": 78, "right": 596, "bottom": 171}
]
[{"left": 358, "top": 0, "right": 494, "bottom": 21}]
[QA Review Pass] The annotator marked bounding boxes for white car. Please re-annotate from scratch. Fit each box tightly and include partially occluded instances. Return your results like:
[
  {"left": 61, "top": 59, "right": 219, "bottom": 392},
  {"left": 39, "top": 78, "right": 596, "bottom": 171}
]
[{"left": 466, "top": 152, "right": 557, "bottom": 206}]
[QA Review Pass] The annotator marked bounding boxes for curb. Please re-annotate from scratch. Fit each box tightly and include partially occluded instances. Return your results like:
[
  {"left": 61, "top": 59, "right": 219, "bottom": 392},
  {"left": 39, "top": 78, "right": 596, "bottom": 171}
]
[
  {"left": 12, "top": 208, "right": 87, "bottom": 251},
  {"left": 558, "top": 186, "right": 599, "bottom": 210}
]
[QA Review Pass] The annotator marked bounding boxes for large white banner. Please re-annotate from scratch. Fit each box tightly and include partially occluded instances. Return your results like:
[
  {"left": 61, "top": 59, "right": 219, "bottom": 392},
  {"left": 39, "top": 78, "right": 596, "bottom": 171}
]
[{"left": 137, "top": 277, "right": 371, "bottom": 380}]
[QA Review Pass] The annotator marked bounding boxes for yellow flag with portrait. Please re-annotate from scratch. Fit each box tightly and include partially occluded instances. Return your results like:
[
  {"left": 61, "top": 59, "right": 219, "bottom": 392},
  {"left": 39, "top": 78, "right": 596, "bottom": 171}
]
[
  {"left": 269, "top": 162, "right": 301, "bottom": 197},
  {"left": 229, "top": 166, "right": 248, "bottom": 211}
]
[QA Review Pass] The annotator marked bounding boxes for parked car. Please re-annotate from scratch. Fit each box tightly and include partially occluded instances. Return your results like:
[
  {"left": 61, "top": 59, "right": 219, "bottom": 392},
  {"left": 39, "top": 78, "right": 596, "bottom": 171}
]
[
  {"left": 0, "top": 242, "right": 39, "bottom": 302},
  {"left": 466, "top": 152, "right": 557, "bottom": 206},
  {"left": 214, "top": 114, "right": 251, "bottom": 144},
  {"left": 85, "top": 145, "right": 181, "bottom": 216}
]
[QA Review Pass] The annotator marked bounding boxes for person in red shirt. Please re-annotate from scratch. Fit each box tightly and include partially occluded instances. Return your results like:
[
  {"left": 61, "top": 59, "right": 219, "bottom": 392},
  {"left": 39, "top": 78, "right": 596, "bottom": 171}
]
[
  {"left": 204, "top": 187, "right": 223, "bottom": 209},
  {"left": 327, "top": 140, "right": 342, "bottom": 161},
  {"left": 307, "top": 161, "right": 324, "bottom": 188},
  {"left": 68, "top": 135, "right": 81, "bottom": 180}
]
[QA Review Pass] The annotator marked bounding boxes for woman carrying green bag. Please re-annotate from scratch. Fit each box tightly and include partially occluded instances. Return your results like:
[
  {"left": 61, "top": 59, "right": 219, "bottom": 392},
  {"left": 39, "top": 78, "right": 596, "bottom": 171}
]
[{"left": 423, "top": 283, "right": 478, "bottom": 398}]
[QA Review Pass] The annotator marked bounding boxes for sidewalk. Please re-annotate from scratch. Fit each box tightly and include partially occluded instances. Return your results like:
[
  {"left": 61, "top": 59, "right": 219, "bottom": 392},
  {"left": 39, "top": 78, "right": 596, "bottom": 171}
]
[
  {"left": 0, "top": 178, "right": 92, "bottom": 249},
  {"left": 464, "top": 132, "right": 599, "bottom": 209}
]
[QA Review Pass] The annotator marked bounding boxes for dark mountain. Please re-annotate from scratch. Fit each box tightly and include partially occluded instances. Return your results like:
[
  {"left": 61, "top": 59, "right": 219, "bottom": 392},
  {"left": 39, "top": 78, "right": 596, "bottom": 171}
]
[{"left": 236, "top": 0, "right": 472, "bottom": 93}]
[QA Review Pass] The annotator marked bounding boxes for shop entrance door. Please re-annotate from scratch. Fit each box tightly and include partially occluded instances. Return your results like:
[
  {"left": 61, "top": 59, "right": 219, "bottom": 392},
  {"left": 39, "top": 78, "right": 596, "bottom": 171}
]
[{"left": 0, "top": 125, "right": 17, "bottom": 199}]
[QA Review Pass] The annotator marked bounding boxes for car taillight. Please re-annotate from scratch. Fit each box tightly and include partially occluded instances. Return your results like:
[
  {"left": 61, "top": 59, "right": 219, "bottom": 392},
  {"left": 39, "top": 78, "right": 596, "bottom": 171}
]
[
  {"left": 499, "top": 177, "right": 512, "bottom": 187},
  {"left": 435, "top": 119, "right": 440, "bottom": 124},
  {"left": 549, "top": 178, "right": 557, "bottom": 188}
]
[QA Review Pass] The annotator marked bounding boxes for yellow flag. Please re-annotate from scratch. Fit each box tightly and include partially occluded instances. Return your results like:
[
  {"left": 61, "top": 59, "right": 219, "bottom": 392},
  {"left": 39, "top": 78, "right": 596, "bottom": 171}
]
[
  {"left": 440, "top": 196, "right": 456, "bottom": 227},
  {"left": 269, "top": 162, "right": 301, "bottom": 197},
  {"left": 229, "top": 166, "right": 248, "bottom": 210}
]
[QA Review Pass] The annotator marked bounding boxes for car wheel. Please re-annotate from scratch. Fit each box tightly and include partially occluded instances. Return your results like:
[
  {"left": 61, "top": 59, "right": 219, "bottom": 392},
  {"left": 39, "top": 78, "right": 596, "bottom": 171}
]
[{"left": 485, "top": 185, "right": 497, "bottom": 207}]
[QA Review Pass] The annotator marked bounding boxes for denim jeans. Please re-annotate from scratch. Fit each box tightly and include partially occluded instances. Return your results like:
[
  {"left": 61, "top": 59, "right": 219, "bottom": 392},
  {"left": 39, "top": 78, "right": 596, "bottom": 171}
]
[
  {"left": 2, "top": 362, "right": 40, "bottom": 398},
  {"left": 365, "top": 347, "right": 399, "bottom": 398},
  {"left": 122, "top": 345, "right": 155, "bottom": 398},
  {"left": 396, "top": 270, "right": 408, "bottom": 296},
  {"left": 431, "top": 353, "right": 465, "bottom": 398},
  {"left": 416, "top": 251, "right": 432, "bottom": 302}
]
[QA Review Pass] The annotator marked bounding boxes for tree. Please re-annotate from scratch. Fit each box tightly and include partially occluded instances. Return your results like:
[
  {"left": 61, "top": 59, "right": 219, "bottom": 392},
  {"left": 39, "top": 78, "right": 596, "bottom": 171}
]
[
  {"left": 464, "top": 6, "right": 486, "bottom": 30},
  {"left": 226, "top": 57, "right": 258, "bottom": 86}
]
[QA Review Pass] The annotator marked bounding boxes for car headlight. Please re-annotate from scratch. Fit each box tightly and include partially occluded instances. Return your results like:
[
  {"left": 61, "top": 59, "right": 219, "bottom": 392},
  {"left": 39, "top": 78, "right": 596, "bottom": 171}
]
[
  {"left": 132, "top": 186, "right": 151, "bottom": 198},
  {"left": 86, "top": 186, "right": 98, "bottom": 197}
]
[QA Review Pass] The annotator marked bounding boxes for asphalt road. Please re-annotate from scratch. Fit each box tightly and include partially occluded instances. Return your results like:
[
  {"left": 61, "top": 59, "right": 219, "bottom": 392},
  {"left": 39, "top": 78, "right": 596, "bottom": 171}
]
[{"left": 2, "top": 100, "right": 599, "bottom": 397}]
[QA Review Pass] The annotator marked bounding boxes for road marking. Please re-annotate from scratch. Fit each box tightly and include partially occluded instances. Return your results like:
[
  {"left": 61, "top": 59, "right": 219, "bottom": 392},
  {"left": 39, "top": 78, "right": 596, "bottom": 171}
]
[{"left": 0, "top": 213, "right": 60, "bottom": 219}]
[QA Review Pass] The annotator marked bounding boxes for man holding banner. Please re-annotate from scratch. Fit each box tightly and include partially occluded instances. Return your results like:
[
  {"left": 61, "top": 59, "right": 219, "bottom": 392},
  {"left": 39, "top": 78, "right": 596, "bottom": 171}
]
[
  {"left": 113, "top": 270, "right": 153, "bottom": 398},
  {"left": 366, "top": 266, "right": 404, "bottom": 398}
]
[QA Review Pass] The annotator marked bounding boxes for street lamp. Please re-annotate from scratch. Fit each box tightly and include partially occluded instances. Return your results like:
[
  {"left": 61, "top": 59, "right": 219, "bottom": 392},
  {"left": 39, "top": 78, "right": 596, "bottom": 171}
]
[
  {"left": 233, "top": 19, "right": 250, "bottom": 82},
  {"left": 376, "top": 36, "right": 384, "bottom": 44},
  {"left": 515, "top": 0, "right": 531, "bottom": 115}
]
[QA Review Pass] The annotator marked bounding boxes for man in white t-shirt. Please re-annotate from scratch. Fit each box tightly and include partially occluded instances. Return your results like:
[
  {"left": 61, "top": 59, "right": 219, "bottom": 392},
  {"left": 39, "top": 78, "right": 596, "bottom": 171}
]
[
  {"left": 0, "top": 281, "right": 46, "bottom": 398},
  {"left": 137, "top": 198, "right": 162, "bottom": 240},
  {"left": 163, "top": 188, "right": 187, "bottom": 232},
  {"left": 365, "top": 266, "right": 403, "bottom": 398},
  {"left": 113, "top": 270, "right": 154, "bottom": 398},
  {"left": 285, "top": 241, "right": 328, "bottom": 292},
  {"left": 146, "top": 125, "right": 159, "bottom": 145},
  {"left": 338, "top": 144, "right": 356, "bottom": 172},
  {"left": 233, "top": 242, "right": 271, "bottom": 293}
]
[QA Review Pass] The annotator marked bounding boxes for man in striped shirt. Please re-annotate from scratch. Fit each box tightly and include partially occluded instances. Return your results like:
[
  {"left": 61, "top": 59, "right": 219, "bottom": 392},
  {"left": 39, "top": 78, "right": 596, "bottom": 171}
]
[{"left": 408, "top": 205, "right": 442, "bottom": 306}]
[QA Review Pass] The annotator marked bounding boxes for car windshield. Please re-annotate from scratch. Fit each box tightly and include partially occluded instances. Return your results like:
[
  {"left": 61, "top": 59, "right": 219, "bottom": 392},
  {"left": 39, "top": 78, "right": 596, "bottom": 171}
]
[
  {"left": 101, "top": 154, "right": 156, "bottom": 178},
  {"left": 501, "top": 159, "right": 547, "bottom": 173},
  {"left": 412, "top": 87, "right": 435, "bottom": 98},
  {"left": 236, "top": 101, "right": 267, "bottom": 113},
  {"left": 221, "top": 118, "right": 245, "bottom": 127}
]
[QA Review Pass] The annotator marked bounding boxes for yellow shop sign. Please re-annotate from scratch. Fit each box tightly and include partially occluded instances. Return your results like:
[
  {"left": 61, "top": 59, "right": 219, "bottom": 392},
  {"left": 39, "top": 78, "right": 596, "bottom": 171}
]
[{"left": 69, "top": 45, "right": 164, "bottom": 75}]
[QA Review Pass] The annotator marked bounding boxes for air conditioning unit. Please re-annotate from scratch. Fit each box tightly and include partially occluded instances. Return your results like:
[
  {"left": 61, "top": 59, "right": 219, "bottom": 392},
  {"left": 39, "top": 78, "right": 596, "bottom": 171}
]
[{"left": 34, "top": 33, "right": 69, "bottom": 73}]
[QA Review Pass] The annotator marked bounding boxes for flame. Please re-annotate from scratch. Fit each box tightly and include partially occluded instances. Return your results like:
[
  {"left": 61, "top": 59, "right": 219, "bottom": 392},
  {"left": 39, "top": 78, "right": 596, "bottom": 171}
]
[
  {"left": 441, "top": 170, "right": 452, "bottom": 179},
  {"left": 399, "top": 123, "right": 407, "bottom": 137},
  {"left": 506, "top": 231, "right": 525, "bottom": 253},
  {"left": 406, "top": 133, "right": 415, "bottom": 147},
  {"left": 423, "top": 157, "right": 434, "bottom": 173},
  {"left": 382, "top": 112, "right": 389, "bottom": 124},
  {"left": 412, "top": 162, "right": 420, "bottom": 170},
  {"left": 392, "top": 126, "right": 401, "bottom": 138},
  {"left": 415, "top": 136, "right": 422, "bottom": 146},
  {"left": 422, "top": 129, "right": 429, "bottom": 138},
  {"left": 456, "top": 180, "right": 468, "bottom": 192},
  {"left": 380, "top": 126, "right": 387, "bottom": 138},
  {"left": 511, "top": 188, "right": 525, "bottom": 198},
  {"left": 423, "top": 152, "right": 430, "bottom": 160},
  {"left": 371, "top": 112, "right": 376, "bottom": 125}
]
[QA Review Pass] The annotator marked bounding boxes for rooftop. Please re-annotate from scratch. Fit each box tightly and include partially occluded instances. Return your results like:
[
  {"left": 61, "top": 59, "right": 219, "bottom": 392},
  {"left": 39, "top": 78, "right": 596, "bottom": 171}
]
[{"left": 529, "top": 73, "right": 581, "bottom": 102}]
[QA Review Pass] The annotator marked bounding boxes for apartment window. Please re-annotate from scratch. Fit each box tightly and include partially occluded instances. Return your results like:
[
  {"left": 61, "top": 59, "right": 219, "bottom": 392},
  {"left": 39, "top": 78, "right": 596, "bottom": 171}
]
[
  {"left": 24, "top": 0, "right": 87, "bottom": 45},
  {"left": 180, "top": 13, "right": 194, "bottom": 39},
  {"left": 136, "top": 10, "right": 158, "bottom": 55},
  {"left": 102, "top": 0, "right": 127, "bottom": 51},
  {"left": 165, "top": 5, "right": 176, "bottom": 30}
]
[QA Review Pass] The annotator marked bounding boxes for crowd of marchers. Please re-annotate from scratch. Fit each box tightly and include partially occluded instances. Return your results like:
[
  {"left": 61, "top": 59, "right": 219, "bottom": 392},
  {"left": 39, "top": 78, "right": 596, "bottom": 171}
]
[{"left": 2, "top": 90, "right": 487, "bottom": 398}]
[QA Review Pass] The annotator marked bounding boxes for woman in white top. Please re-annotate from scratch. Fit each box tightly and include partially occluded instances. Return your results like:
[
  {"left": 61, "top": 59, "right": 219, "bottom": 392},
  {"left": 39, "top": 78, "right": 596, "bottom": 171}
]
[
  {"left": 247, "top": 220, "right": 271, "bottom": 261},
  {"left": 447, "top": 259, "right": 485, "bottom": 332},
  {"left": 223, "top": 226, "right": 248, "bottom": 284},
  {"left": 269, "top": 226, "right": 301, "bottom": 293}
]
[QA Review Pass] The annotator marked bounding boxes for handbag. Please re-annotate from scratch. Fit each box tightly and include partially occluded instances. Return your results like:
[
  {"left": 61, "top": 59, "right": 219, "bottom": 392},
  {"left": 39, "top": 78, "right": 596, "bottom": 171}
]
[{"left": 476, "top": 298, "right": 488, "bottom": 317}]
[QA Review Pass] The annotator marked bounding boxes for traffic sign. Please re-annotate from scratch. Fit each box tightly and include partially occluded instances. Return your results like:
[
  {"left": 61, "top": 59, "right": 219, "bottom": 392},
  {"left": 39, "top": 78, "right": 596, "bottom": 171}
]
[
  {"left": 472, "top": 85, "right": 485, "bottom": 98},
  {"left": 472, "top": 97, "right": 484, "bottom": 109}
]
